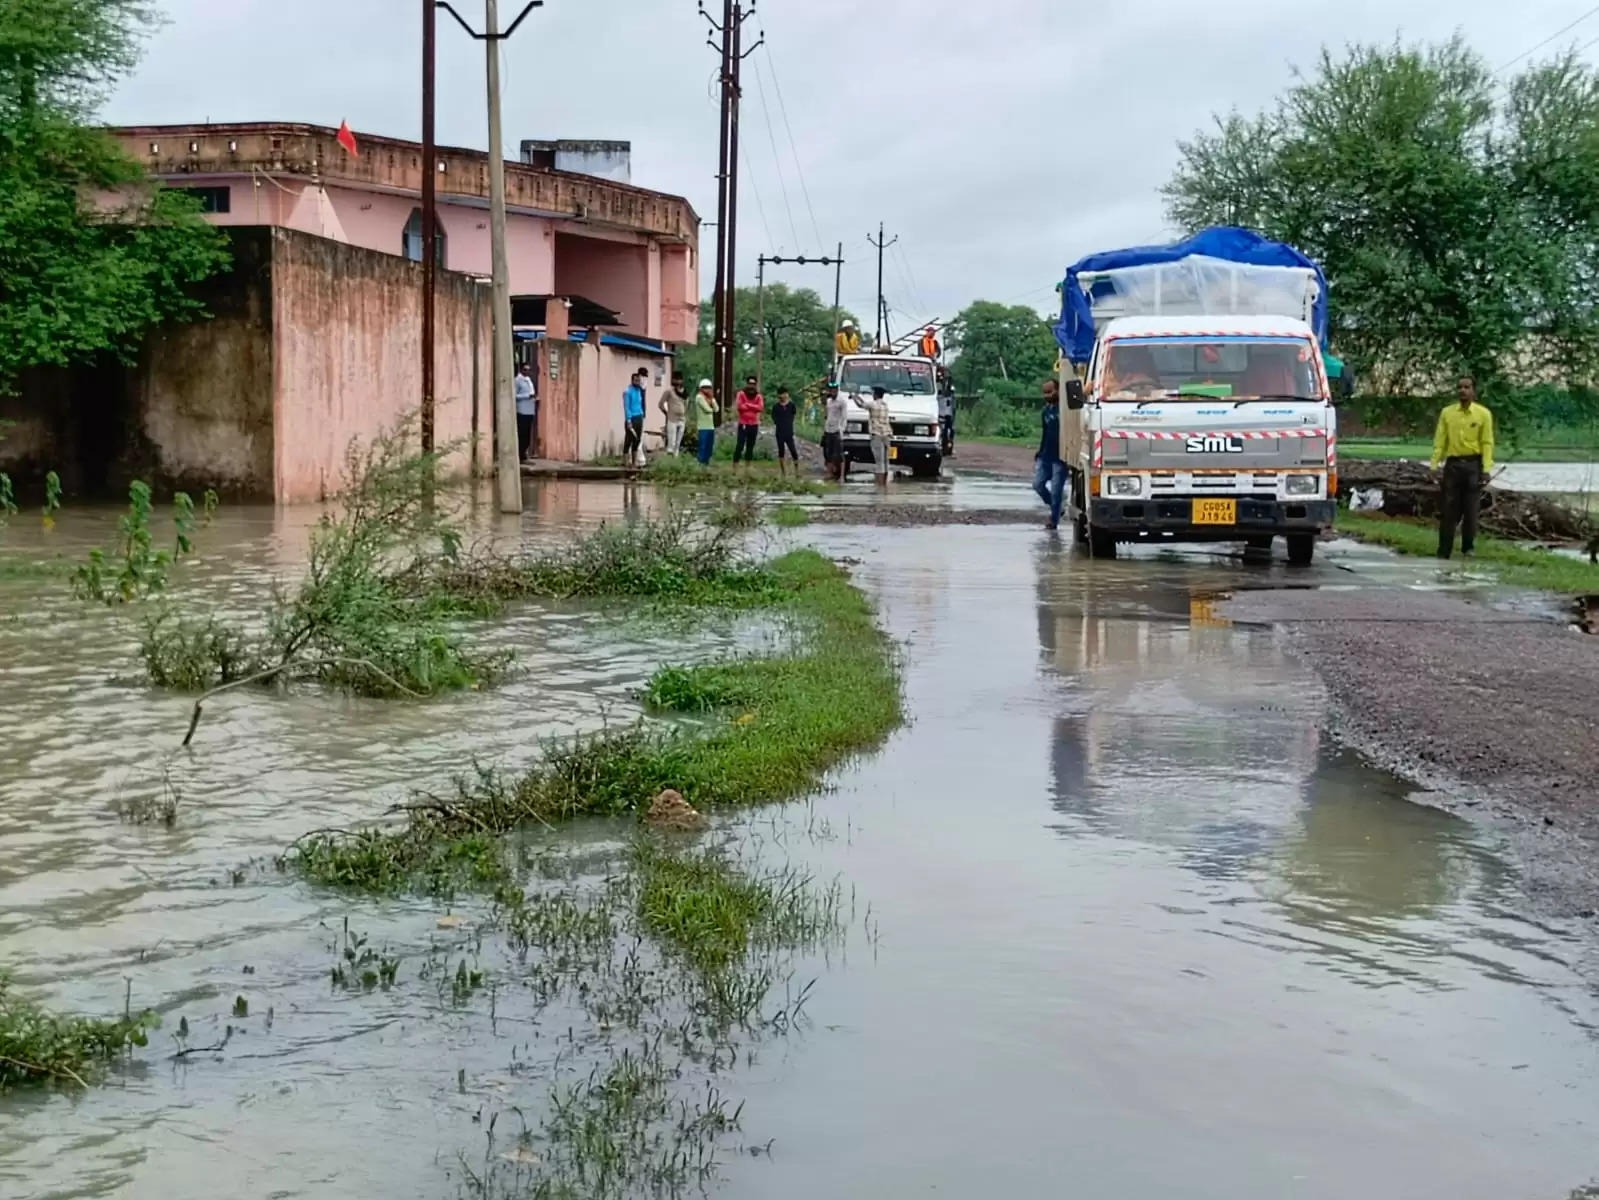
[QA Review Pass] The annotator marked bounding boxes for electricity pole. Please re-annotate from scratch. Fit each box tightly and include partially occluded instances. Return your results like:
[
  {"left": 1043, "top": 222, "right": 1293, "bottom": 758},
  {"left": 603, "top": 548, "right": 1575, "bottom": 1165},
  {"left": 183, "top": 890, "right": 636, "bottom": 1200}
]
[
  {"left": 868, "top": 222, "right": 897, "bottom": 349},
  {"left": 421, "top": 0, "right": 437, "bottom": 453},
  {"left": 701, "top": 1, "right": 762, "bottom": 417},
  {"left": 755, "top": 251, "right": 845, "bottom": 393},
  {"left": 438, "top": 0, "right": 545, "bottom": 515}
]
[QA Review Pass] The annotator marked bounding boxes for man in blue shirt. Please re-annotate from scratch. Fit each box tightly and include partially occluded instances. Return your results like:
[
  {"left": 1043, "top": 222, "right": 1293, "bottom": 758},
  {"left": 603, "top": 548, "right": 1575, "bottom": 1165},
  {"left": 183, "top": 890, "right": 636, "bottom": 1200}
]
[
  {"left": 623, "top": 369, "right": 647, "bottom": 467},
  {"left": 1034, "top": 379, "right": 1066, "bottom": 530}
]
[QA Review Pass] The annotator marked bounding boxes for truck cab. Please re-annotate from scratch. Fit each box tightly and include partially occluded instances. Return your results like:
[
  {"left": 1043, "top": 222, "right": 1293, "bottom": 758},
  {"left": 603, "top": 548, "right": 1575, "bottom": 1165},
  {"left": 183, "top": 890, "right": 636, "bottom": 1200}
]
[
  {"left": 1063, "top": 315, "right": 1336, "bottom": 563},
  {"left": 834, "top": 353, "right": 943, "bottom": 478}
]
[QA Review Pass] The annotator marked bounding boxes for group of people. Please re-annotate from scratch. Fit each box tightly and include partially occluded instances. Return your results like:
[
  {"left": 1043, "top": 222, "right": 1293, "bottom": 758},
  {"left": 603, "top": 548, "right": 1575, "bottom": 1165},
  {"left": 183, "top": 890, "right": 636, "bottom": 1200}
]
[{"left": 620, "top": 370, "right": 802, "bottom": 472}]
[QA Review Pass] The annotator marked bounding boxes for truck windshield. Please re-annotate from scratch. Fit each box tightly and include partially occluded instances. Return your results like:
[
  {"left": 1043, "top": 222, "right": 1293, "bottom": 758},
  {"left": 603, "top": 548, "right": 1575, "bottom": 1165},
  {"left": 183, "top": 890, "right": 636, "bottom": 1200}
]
[
  {"left": 1101, "top": 339, "right": 1319, "bottom": 401},
  {"left": 838, "top": 359, "right": 936, "bottom": 395}
]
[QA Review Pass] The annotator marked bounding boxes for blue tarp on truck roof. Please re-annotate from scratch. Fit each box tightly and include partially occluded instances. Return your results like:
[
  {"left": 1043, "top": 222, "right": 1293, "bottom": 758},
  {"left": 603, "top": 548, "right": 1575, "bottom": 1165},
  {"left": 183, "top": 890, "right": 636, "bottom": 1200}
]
[{"left": 1055, "top": 226, "right": 1329, "bottom": 364}]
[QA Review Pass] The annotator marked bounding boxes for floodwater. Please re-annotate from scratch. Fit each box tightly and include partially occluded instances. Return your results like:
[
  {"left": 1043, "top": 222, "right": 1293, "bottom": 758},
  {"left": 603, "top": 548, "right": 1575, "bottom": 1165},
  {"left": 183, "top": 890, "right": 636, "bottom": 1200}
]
[{"left": 3, "top": 481, "right": 1597, "bottom": 1199}]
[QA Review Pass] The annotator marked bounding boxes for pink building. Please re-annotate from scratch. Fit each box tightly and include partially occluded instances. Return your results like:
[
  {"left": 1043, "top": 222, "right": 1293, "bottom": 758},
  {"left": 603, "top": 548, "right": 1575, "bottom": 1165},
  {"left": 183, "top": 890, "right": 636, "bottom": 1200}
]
[{"left": 107, "top": 122, "right": 700, "bottom": 344}]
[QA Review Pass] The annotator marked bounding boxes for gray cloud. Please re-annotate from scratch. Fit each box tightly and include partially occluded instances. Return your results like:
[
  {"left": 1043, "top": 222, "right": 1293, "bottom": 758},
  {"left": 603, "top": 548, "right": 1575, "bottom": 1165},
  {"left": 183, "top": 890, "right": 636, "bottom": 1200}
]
[{"left": 108, "top": 0, "right": 1588, "bottom": 327}]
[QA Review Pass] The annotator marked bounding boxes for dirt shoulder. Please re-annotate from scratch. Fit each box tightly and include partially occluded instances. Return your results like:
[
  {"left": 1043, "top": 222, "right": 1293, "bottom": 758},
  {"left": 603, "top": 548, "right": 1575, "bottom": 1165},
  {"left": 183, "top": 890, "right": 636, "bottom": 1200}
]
[
  {"left": 1221, "top": 587, "right": 1599, "bottom": 920},
  {"left": 948, "top": 440, "right": 1035, "bottom": 479}
]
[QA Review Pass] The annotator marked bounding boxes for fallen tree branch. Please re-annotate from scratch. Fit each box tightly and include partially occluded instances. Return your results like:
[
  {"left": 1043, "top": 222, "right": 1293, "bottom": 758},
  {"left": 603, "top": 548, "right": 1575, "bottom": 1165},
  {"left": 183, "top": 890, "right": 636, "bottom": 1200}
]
[
  {"left": 0, "top": 1053, "right": 88, "bottom": 1090},
  {"left": 182, "top": 657, "right": 427, "bottom": 748}
]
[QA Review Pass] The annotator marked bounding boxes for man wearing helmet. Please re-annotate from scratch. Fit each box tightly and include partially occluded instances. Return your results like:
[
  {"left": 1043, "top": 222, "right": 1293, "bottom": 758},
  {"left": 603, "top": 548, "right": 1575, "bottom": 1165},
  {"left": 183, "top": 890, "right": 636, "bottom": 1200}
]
[{"left": 835, "top": 319, "right": 861, "bottom": 357}]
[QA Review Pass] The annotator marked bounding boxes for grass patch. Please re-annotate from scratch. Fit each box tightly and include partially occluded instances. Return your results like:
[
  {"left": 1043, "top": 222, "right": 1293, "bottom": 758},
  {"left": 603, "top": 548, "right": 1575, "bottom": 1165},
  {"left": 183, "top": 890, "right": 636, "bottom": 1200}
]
[
  {"left": 639, "top": 455, "right": 827, "bottom": 496},
  {"left": 0, "top": 974, "right": 157, "bottom": 1091},
  {"left": 1337, "top": 511, "right": 1599, "bottom": 593},
  {"left": 287, "top": 548, "right": 899, "bottom": 893},
  {"left": 1341, "top": 436, "right": 1599, "bottom": 463},
  {"left": 633, "top": 842, "right": 840, "bottom": 974},
  {"left": 769, "top": 502, "right": 810, "bottom": 528}
]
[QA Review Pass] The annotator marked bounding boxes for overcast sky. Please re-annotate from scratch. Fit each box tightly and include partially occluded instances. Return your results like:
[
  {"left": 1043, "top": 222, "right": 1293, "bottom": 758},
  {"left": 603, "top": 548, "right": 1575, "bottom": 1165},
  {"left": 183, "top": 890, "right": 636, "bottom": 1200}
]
[{"left": 107, "top": 0, "right": 1598, "bottom": 330}]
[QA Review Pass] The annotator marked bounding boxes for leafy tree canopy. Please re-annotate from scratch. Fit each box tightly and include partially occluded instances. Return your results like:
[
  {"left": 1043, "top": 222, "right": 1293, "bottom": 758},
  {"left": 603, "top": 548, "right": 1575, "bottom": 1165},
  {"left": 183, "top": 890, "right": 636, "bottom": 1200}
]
[
  {"left": 0, "top": 0, "right": 230, "bottom": 394},
  {"left": 675, "top": 284, "right": 859, "bottom": 405},
  {"left": 946, "top": 300, "right": 1058, "bottom": 397},
  {"left": 1163, "top": 36, "right": 1599, "bottom": 433}
]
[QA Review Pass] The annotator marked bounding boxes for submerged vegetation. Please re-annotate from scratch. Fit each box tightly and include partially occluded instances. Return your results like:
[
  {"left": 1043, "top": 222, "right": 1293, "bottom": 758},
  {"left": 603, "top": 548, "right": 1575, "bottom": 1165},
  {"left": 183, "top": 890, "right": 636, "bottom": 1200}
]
[
  {"left": 288, "top": 547, "right": 899, "bottom": 891},
  {"left": 1337, "top": 511, "right": 1599, "bottom": 594},
  {"left": 0, "top": 975, "right": 156, "bottom": 1091}
]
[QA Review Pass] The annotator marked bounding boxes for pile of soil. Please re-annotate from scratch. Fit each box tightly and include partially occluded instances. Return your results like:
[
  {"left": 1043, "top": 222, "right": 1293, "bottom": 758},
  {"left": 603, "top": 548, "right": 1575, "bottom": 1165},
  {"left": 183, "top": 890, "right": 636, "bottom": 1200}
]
[{"left": 1339, "top": 460, "right": 1592, "bottom": 542}]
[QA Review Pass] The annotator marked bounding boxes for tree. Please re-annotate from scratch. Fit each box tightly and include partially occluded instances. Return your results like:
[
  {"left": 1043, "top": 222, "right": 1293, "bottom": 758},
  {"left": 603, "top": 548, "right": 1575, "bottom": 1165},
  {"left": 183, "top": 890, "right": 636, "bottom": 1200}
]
[
  {"left": 674, "top": 285, "right": 858, "bottom": 408},
  {"left": 1163, "top": 38, "right": 1599, "bottom": 433},
  {"left": 0, "top": 0, "right": 230, "bottom": 395},
  {"left": 946, "top": 301, "right": 1058, "bottom": 399}
]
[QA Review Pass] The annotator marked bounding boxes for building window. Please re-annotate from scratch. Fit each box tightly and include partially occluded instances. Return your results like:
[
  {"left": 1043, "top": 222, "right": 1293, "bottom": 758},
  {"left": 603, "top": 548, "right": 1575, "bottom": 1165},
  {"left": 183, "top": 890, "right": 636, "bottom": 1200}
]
[
  {"left": 179, "top": 186, "right": 231, "bottom": 213},
  {"left": 403, "top": 208, "right": 447, "bottom": 267}
]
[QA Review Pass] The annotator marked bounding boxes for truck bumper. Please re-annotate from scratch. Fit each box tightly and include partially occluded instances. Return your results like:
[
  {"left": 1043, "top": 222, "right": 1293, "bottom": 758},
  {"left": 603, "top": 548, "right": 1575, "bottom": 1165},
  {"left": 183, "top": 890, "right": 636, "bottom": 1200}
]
[
  {"left": 1089, "top": 497, "right": 1334, "bottom": 540},
  {"left": 841, "top": 437, "right": 942, "bottom": 467}
]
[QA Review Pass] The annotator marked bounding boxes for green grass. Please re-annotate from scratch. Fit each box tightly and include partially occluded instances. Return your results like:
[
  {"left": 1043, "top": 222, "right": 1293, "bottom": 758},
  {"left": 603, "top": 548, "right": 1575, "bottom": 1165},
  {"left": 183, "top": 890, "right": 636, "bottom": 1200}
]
[
  {"left": 288, "top": 548, "right": 901, "bottom": 893},
  {"left": 1337, "top": 511, "right": 1599, "bottom": 593},
  {"left": 0, "top": 974, "right": 157, "bottom": 1092},
  {"left": 1341, "top": 436, "right": 1599, "bottom": 463},
  {"left": 633, "top": 843, "right": 840, "bottom": 974},
  {"left": 769, "top": 503, "right": 810, "bottom": 528},
  {"left": 639, "top": 455, "right": 827, "bottom": 496}
]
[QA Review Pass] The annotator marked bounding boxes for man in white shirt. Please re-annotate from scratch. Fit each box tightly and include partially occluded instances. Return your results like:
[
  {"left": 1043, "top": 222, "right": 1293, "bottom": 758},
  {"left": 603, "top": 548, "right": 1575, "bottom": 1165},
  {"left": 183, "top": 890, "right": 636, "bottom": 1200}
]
[
  {"left": 823, "top": 385, "right": 848, "bottom": 481},
  {"left": 514, "top": 362, "right": 538, "bottom": 460}
]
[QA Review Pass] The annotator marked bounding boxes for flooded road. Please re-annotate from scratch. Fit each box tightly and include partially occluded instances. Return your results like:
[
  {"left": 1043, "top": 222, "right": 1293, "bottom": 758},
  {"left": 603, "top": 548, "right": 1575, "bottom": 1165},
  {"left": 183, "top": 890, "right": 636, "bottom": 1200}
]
[{"left": 3, "top": 482, "right": 1597, "bottom": 1198}]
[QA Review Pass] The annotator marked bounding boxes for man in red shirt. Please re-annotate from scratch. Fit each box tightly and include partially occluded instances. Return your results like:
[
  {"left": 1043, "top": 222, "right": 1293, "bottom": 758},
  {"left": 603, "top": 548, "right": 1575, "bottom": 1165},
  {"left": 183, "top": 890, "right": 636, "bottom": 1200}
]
[{"left": 733, "top": 374, "right": 764, "bottom": 463}]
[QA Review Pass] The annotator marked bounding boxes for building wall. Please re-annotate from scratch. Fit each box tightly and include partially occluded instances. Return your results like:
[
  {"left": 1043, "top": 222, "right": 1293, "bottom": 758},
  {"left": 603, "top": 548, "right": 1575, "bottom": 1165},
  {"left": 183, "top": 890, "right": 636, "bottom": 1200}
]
[
  {"left": 270, "top": 228, "right": 487, "bottom": 502},
  {"left": 554, "top": 232, "right": 651, "bottom": 337},
  {"left": 660, "top": 245, "right": 696, "bottom": 344}
]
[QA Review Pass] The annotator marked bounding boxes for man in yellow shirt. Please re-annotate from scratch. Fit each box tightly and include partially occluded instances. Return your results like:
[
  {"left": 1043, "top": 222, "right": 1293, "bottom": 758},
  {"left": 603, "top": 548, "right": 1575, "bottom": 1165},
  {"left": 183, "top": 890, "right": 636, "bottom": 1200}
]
[
  {"left": 835, "top": 319, "right": 861, "bottom": 358},
  {"left": 1431, "top": 376, "right": 1495, "bottom": 559}
]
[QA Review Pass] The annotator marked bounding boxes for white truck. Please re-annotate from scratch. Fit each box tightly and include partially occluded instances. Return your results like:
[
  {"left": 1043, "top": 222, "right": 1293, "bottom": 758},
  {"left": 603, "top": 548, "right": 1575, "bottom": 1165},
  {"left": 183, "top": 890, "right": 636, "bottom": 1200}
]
[
  {"left": 1056, "top": 230, "right": 1338, "bottom": 564},
  {"left": 834, "top": 352, "right": 943, "bottom": 479}
]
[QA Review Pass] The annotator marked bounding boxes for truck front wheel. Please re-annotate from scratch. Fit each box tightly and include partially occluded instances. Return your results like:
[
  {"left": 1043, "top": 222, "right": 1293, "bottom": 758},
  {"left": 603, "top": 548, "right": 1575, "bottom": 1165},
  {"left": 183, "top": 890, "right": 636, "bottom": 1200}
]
[
  {"left": 1286, "top": 533, "right": 1316, "bottom": 566},
  {"left": 911, "top": 455, "right": 942, "bottom": 480},
  {"left": 1089, "top": 526, "right": 1118, "bottom": 559}
]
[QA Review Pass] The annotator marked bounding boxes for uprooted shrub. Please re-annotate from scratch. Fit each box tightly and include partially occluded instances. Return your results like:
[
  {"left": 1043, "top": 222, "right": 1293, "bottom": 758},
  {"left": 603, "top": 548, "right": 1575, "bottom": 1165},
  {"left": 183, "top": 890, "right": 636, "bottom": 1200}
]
[{"left": 143, "top": 423, "right": 780, "bottom": 701}]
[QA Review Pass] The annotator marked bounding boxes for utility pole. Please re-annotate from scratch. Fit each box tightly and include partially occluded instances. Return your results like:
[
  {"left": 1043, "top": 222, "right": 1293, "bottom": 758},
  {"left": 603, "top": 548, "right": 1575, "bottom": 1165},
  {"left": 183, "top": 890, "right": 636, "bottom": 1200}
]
[
  {"left": 868, "top": 222, "right": 897, "bottom": 349},
  {"left": 755, "top": 251, "right": 845, "bottom": 393},
  {"left": 421, "top": 0, "right": 437, "bottom": 453},
  {"left": 700, "top": 1, "right": 762, "bottom": 418},
  {"left": 831, "top": 240, "right": 844, "bottom": 358},
  {"left": 438, "top": 0, "right": 545, "bottom": 514}
]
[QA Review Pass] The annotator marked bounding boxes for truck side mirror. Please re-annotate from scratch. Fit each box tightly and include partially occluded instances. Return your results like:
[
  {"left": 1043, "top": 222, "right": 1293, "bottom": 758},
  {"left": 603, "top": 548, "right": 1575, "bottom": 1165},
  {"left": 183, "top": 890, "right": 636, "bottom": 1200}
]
[
  {"left": 1337, "top": 367, "right": 1356, "bottom": 401},
  {"left": 1065, "top": 379, "right": 1086, "bottom": 410}
]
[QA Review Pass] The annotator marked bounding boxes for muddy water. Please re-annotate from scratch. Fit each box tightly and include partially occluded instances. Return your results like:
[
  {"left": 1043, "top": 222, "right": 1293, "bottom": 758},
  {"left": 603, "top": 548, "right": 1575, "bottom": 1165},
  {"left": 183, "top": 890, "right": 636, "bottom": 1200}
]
[
  {"left": 721, "top": 529, "right": 1599, "bottom": 1198},
  {"left": 3, "top": 486, "right": 1598, "bottom": 1198}
]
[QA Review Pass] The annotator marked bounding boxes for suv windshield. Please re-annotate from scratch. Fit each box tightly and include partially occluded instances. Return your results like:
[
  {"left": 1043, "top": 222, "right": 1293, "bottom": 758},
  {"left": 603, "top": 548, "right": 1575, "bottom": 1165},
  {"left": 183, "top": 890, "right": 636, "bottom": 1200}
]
[
  {"left": 1100, "top": 338, "right": 1320, "bottom": 401},
  {"left": 838, "top": 358, "right": 936, "bottom": 395}
]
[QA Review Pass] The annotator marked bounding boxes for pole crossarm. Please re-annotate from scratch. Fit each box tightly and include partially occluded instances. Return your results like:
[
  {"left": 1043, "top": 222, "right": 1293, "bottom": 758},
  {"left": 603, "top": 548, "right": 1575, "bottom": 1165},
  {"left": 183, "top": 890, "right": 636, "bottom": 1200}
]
[{"left": 435, "top": 0, "right": 543, "bottom": 39}]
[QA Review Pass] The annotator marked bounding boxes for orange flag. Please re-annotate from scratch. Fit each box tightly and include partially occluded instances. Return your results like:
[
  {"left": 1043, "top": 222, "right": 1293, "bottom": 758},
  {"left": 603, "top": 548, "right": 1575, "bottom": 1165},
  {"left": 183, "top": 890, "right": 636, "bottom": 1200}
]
[{"left": 336, "top": 120, "right": 359, "bottom": 158}]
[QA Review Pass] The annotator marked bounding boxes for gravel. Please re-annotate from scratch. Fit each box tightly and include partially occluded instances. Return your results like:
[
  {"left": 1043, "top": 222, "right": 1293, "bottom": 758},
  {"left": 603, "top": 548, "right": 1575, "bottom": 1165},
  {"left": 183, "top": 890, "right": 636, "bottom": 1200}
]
[{"left": 1222, "top": 587, "right": 1599, "bottom": 920}]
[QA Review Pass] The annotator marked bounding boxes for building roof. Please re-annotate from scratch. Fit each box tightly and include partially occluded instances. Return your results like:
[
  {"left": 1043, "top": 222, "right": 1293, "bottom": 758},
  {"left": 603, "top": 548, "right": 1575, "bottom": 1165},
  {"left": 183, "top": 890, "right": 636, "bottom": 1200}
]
[{"left": 106, "top": 121, "right": 698, "bottom": 243}]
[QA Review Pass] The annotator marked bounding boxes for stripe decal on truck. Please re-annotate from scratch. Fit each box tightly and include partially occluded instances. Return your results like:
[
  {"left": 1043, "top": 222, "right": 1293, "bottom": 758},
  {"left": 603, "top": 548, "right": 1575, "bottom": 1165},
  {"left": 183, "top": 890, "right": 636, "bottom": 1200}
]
[{"left": 1102, "top": 429, "right": 1323, "bottom": 441}]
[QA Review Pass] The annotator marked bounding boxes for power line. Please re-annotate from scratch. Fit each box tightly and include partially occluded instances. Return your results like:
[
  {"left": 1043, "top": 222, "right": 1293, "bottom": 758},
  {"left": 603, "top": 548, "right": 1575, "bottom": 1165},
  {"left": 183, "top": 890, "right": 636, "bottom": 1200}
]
[
  {"left": 740, "top": 137, "right": 775, "bottom": 262},
  {"left": 749, "top": 55, "right": 802, "bottom": 253},
  {"left": 1496, "top": 3, "right": 1599, "bottom": 73},
  {"left": 891, "top": 240, "right": 929, "bottom": 317},
  {"left": 762, "top": 44, "right": 825, "bottom": 253}
]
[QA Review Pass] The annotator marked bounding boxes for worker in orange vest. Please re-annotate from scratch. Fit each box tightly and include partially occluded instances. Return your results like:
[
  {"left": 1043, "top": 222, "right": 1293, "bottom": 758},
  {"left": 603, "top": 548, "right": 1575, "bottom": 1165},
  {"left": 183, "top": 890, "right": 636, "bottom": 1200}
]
[{"left": 919, "top": 326, "right": 941, "bottom": 359}]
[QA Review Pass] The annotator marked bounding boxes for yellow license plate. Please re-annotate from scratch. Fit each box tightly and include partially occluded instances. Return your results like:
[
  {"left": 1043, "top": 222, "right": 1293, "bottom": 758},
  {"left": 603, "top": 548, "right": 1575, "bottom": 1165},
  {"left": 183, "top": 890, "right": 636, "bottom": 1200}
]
[
  {"left": 1193, "top": 498, "right": 1236, "bottom": 525},
  {"left": 888, "top": 446, "right": 898, "bottom": 461}
]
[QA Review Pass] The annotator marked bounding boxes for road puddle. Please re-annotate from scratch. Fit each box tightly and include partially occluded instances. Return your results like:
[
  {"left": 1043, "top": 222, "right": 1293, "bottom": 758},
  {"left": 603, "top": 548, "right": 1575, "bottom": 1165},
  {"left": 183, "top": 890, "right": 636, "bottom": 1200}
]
[{"left": 2, "top": 493, "right": 1597, "bottom": 1198}]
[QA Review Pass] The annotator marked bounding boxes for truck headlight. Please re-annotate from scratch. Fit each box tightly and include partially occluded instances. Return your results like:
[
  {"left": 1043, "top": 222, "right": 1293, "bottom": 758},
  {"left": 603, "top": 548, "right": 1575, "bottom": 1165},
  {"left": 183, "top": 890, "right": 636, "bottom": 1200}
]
[
  {"left": 1285, "top": 474, "right": 1319, "bottom": 496},
  {"left": 917, "top": 425, "right": 933, "bottom": 436},
  {"left": 1107, "top": 475, "right": 1143, "bottom": 497},
  {"left": 847, "top": 421, "right": 866, "bottom": 434}
]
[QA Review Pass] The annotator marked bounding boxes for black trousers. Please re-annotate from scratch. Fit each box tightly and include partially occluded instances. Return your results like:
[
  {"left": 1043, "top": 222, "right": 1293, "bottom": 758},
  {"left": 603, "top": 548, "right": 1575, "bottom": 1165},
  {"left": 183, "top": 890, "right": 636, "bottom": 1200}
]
[
  {"left": 516, "top": 413, "right": 534, "bottom": 460},
  {"left": 622, "top": 415, "right": 644, "bottom": 460},
  {"left": 733, "top": 424, "right": 759, "bottom": 462},
  {"left": 774, "top": 429, "right": 798, "bottom": 461},
  {"left": 1439, "top": 454, "right": 1483, "bottom": 557}
]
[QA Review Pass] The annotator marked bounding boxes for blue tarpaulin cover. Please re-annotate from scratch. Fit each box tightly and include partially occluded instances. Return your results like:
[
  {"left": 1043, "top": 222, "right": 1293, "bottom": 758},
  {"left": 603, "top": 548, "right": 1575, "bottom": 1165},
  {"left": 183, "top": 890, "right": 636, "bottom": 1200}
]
[{"left": 1055, "top": 227, "right": 1328, "bottom": 364}]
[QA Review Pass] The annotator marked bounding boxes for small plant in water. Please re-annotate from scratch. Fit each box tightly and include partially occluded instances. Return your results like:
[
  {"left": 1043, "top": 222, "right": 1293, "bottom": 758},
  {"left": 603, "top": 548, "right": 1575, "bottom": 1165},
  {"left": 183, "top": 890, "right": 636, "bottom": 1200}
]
[
  {"left": 0, "top": 973, "right": 157, "bottom": 1091},
  {"left": 327, "top": 919, "right": 401, "bottom": 992},
  {"left": 72, "top": 481, "right": 212, "bottom": 605}
]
